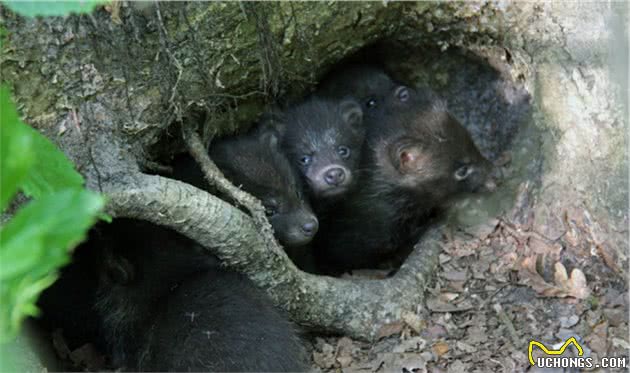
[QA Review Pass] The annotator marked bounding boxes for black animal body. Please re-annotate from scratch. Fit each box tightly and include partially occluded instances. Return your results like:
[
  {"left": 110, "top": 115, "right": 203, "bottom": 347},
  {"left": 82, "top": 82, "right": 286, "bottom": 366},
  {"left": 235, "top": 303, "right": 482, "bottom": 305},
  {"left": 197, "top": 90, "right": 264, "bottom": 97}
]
[
  {"left": 264, "top": 97, "right": 365, "bottom": 201},
  {"left": 172, "top": 130, "right": 318, "bottom": 247},
  {"left": 317, "top": 65, "right": 397, "bottom": 116},
  {"left": 94, "top": 219, "right": 309, "bottom": 372},
  {"left": 314, "top": 85, "right": 496, "bottom": 273},
  {"left": 36, "top": 233, "right": 106, "bottom": 353}
]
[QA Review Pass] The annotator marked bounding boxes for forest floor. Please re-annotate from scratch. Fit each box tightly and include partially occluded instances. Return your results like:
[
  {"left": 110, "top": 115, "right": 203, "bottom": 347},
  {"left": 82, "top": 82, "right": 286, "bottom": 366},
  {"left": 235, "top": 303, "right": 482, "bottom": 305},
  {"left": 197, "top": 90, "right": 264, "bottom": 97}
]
[{"left": 307, "top": 210, "right": 629, "bottom": 373}]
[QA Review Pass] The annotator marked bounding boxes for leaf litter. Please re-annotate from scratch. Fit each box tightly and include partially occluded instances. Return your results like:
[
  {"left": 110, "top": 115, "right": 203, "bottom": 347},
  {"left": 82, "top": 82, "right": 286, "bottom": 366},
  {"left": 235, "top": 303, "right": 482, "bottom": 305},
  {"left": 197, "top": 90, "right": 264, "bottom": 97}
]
[{"left": 309, "top": 205, "right": 628, "bottom": 372}]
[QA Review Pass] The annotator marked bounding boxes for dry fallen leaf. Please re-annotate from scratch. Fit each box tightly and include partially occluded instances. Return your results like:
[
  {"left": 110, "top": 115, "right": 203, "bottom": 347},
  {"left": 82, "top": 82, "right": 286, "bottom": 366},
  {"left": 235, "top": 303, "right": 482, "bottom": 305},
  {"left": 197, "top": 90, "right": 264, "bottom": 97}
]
[
  {"left": 555, "top": 263, "right": 590, "bottom": 299},
  {"left": 371, "top": 352, "right": 427, "bottom": 373},
  {"left": 447, "top": 359, "right": 469, "bottom": 373},
  {"left": 312, "top": 341, "right": 336, "bottom": 369},
  {"left": 376, "top": 321, "right": 405, "bottom": 340},
  {"left": 397, "top": 353, "right": 428, "bottom": 372},
  {"left": 585, "top": 321, "right": 609, "bottom": 355},
  {"left": 335, "top": 337, "right": 355, "bottom": 368},
  {"left": 455, "top": 340, "right": 477, "bottom": 354},
  {"left": 438, "top": 292, "right": 460, "bottom": 302},
  {"left": 432, "top": 341, "right": 449, "bottom": 358},
  {"left": 393, "top": 336, "right": 427, "bottom": 353},
  {"left": 440, "top": 270, "right": 468, "bottom": 281},
  {"left": 402, "top": 311, "right": 425, "bottom": 335},
  {"left": 518, "top": 255, "right": 590, "bottom": 299},
  {"left": 336, "top": 355, "right": 352, "bottom": 368},
  {"left": 612, "top": 338, "right": 630, "bottom": 350}
]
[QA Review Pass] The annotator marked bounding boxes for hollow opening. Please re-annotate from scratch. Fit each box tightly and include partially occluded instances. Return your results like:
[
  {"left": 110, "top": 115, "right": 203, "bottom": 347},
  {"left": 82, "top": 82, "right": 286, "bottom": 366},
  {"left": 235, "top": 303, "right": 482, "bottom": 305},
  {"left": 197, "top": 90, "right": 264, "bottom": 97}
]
[
  {"left": 34, "top": 36, "right": 541, "bottom": 373},
  {"left": 154, "top": 40, "right": 536, "bottom": 272}
]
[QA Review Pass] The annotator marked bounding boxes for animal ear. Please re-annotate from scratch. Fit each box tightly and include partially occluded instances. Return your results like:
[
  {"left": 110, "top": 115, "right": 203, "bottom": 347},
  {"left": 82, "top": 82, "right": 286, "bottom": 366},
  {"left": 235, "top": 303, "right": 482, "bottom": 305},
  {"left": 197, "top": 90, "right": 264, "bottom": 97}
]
[
  {"left": 258, "top": 127, "right": 280, "bottom": 149},
  {"left": 394, "top": 85, "right": 410, "bottom": 102},
  {"left": 454, "top": 164, "right": 474, "bottom": 181},
  {"left": 258, "top": 109, "right": 287, "bottom": 137},
  {"left": 397, "top": 144, "right": 430, "bottom": 174},
  {"left": 339, "top": 99, "right": 363, "bottom": 127}
]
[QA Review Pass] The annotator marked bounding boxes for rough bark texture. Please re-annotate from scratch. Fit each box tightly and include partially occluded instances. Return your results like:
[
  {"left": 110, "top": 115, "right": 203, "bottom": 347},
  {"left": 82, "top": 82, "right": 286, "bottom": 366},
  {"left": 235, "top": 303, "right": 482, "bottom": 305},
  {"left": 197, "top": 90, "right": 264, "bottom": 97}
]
[{"left": 1, "top": 1, "right": 627, "bottom": 340}]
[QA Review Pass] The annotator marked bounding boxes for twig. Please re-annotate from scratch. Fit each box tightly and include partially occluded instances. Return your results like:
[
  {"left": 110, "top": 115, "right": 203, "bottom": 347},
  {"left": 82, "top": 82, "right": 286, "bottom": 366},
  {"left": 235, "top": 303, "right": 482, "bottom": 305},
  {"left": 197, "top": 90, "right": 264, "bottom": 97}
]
[
  {"left": 477, "top": 283, "right": 508, "bottom": 310},
  {"left": 499, "top": 218, "right": 562, "bottom": 245},
  {"left": 180, "top": 124, "right": 273, "bottom": 237}
]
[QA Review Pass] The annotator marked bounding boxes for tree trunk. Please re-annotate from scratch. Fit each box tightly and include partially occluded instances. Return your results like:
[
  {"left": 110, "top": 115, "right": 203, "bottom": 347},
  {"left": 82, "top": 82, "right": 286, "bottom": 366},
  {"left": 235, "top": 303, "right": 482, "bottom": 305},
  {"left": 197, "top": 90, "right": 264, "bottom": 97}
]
[{"left": 1, "top": 1, "right": 626, "bottom": 340}]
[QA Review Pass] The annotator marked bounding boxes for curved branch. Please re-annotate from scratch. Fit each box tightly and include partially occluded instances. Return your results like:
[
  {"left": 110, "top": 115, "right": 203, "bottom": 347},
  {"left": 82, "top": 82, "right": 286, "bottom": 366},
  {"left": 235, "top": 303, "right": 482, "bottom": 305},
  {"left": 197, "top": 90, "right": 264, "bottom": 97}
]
[
  {"left": 180, "top": 123, "right": 283, "bottom": 261},
  {"left": 103, "top": 172, "right": 441, "bottom": 340}
]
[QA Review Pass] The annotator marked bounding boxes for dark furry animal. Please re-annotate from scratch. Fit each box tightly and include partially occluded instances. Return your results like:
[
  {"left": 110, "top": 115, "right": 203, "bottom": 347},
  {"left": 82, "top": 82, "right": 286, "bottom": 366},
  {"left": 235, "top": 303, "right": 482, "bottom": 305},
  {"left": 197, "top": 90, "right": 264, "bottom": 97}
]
[
  {"left": 265, "top": 97, "right": 365, "bottom": 201},
  {"left": 94, "top": 219, "right": 309, "bottom": 372},
  {"left": 172, "top": 130, "right": 318, "bottom": 247},
  {"left": 317, "top": 65, "right": 397, "bottom": 115},
  {"left": 36, "top": 234, "right": 106, "bottom": 353},
  {"left": 314, "top": 85, "right": 496, "bottom": 273}
]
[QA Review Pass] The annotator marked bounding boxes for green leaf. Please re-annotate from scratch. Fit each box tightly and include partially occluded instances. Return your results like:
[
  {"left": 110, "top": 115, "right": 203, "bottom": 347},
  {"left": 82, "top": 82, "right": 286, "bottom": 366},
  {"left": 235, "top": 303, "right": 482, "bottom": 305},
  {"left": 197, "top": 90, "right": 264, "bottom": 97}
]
[
  {"left": 0, "top": 86, "right": 34, "bottom": 211},
  {"left": 0, "top": 189, "right": 104, "bottom": 280},
  {"left": 0, "top": 189, "right": 105, "bottom": 342},
  {"left": 1, "top": 1, "right": 104, "bottom": 17},
  {"left": 20, "top": 124, "right": 84, "bottom": 198},
  {"left": 0, "top": 84, "right": 85, "bottom": 205}
]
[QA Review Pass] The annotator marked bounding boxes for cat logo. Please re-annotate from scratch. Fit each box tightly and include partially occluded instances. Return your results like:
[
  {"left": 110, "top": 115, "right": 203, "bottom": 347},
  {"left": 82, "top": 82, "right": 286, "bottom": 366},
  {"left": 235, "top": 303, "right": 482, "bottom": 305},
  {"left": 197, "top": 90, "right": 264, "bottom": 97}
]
[{"left": 528, "top": 337, "right": 584, "bottom": 366}]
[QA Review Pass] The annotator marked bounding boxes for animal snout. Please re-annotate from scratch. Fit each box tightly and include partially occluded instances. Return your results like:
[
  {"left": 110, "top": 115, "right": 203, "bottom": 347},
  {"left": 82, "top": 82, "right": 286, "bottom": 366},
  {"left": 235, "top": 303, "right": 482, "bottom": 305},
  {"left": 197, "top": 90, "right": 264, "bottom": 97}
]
[
  {"left": 301, "top": 218, "right": 319, "bottom": 236},
  {"left": 324, "top": 167, "right": 346, "bottom": 186},
  {"left": 484, "top": 178, "right": 497, "bottom": 192}
]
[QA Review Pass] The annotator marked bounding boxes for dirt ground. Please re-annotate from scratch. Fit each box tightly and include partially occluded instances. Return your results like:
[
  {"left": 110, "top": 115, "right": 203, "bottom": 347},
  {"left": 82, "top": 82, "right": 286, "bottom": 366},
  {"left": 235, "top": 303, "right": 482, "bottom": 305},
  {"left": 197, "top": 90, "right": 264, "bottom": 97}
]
[{"left": 307, "top": 207, "right": 629, "bottom": 373}]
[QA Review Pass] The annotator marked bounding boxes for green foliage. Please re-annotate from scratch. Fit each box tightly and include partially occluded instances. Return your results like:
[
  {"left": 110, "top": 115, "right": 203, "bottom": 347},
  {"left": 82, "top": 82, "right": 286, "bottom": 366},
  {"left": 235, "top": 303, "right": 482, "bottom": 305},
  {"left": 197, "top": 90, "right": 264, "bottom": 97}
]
[
  {"left": 0, "top": 85, "right": 105, "bottom": 343},
  {"left": 0, "top": 88, "right": 33, "bottom": 211},
  {"left": 1, "top": 0, "right": 104, "bottom": 17},
  {"left": 0, "top": 190, "right": 103, "bottom": 341},
  {"left": 20, "top": 124, "right": 84, "bottom": 198}
]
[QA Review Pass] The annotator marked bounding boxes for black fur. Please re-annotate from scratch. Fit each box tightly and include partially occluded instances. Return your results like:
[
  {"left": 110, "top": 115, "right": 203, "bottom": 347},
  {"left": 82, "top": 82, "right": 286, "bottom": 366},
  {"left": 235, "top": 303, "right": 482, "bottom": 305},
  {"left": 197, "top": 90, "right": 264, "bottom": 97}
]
[
  {"left": 171, "top": 130, "right": 318, "bottom": 247},
  {"left": 94, "top": 219, "right": 309, "bottom": 372},
  {"left": 314, "top": 85, "right": 495, "bottom": 273},
  {"left": 317, "top": 65, "right": 397, "bottom": 115},
  {"left": 36, "top": 234, "right": 106, "bottom": 352},
  {"left": 267, "top": 97, "right": 365, "bottom": 200}
]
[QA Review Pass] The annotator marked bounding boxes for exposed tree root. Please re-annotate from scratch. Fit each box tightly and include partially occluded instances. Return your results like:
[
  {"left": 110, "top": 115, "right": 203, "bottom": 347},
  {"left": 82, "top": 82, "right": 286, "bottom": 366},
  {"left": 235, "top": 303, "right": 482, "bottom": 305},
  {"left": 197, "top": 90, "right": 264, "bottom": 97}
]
[{"left": 102, "top": 169, "right": 441, "bottom": 340}]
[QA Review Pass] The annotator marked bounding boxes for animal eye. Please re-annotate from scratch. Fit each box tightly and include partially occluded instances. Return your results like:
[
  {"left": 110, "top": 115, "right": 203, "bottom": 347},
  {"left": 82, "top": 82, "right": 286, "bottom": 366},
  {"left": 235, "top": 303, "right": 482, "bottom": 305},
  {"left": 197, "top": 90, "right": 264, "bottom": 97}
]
[
  {"left": 264, "top": 203, "right": 278, "bottom": 217},
  {"left": 395, "top": 86, "right": 410, "bottom": 102},
  {"left": 299, "top": 155, "right": 312, "bottom": 166},
  {"left": 365, "top": 98, "right": 377, "bottom": 109},
  {"left": 454, "top": 165, "right": 473, "bottom": 181},
  {"left": 337, "top": 146, "right": 350, "bottom": 158}
]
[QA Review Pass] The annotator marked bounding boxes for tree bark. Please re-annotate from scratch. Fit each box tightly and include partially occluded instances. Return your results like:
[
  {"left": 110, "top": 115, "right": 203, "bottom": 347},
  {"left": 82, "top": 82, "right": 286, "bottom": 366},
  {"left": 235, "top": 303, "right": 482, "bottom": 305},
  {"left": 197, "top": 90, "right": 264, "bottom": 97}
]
[{"left": 1, "top": 1, "right": 626, "bottom": 340}]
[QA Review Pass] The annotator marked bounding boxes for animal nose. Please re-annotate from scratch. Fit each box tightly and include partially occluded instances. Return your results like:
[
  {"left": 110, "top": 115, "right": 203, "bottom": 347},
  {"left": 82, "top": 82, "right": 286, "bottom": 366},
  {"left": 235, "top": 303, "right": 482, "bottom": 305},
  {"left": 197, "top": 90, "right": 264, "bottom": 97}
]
[
  {"left": 301, "top": 219, "right": 319, "bottom": 236},
  {"left": 484, "top": 178, "right": 497, "bottom": 192},
  {"left": 324, "top": 168, "right": 346, "bottom": 186}
]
